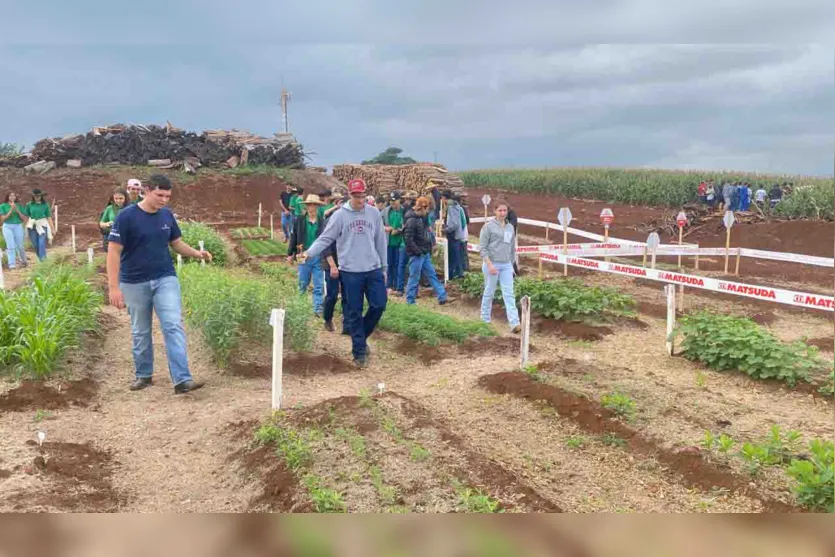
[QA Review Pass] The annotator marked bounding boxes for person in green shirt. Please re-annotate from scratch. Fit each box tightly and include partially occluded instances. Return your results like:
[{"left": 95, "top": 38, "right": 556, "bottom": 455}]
[
  {"left": 99, "top": 188, "right": 128, "bottom": 252},
  {"left": 290, "top": 187, "right": 306, "bottom": 217},
  {"left": 24, "top": 189, "right": 54, "bottom": 261},
  {"left": 286, "top": 194, "right": 325, "bottom": 316},
  {"left": 381, "top": 191, "right": 406, "bottom": 295},
  {"left": 1, "top": 191, "right": 29, "bottom": 268},
  {"left": 317, "top": 189, "right": 335, "bottom": 220}
]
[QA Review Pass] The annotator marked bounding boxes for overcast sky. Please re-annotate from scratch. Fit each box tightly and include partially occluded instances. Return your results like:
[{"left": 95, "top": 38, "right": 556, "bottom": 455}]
[{"left": 1, "top": 1, "right": 833, "bottom": 175}]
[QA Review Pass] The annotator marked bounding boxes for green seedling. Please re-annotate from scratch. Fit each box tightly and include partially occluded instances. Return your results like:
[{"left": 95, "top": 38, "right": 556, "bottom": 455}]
[
  {"left": 600, "top": 392, "right": 637, "bottom": 420},
  {"left": 565, "top": 436, "right": 586, "bottom": 449}
]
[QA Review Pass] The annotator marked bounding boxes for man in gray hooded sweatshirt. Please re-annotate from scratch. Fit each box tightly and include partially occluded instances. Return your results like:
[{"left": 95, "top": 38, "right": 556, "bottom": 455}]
[{"left": 304, "top": 178, "right": 388, "bottom": 367}]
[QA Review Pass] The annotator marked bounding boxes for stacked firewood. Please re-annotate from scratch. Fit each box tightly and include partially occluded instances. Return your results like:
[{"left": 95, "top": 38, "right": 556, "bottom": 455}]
[
  {"left": 636, "top": 203, "right": 769, "bottom": 237},
  {"left": 332, "top": 163, "right": 465, "bottom": 196},
  {"left": 9, "top": 123, "right": 305, "bottom": 169}
]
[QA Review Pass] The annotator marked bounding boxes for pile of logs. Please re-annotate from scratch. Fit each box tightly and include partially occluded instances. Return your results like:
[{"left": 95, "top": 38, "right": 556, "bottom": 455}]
[
  {"left": 5, "top": 123, "right": 305, "bottom": 170},
  {"left": 332, "top": 163, "right": 465, "bottom": 197},
  {"left": 636, "top": 203, "right": 769, "bottom": 237}
]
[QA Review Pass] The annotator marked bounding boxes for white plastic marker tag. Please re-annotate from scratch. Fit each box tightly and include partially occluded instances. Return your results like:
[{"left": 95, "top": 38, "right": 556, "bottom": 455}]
[
  {"left": 377, "top": 382, "right": 385, "bottom": 395},
  {"left": 600, "top": 208, "right": 614, "bottom": 226},
  {"left": 481, "top": 194, "right": 491, "bottom": 207},
  {"left": 647, "top": 232, "right": 661, "bottom": 250},
  {"left": 723, "top": 211, "right": 735, "bottom": 229},
  {"left": 87, "top": 247, "right": 94, "bottom": 264},
  {"left": 676, "top": 211, "right": 688, "bottom": 227},
  {"left": 37, "top": 431, "right": 46, "bottom": 446},
  {"left": 557, "top": 207, "right": 573, "bottom": 227},
  {"left": 198, "top": 240, "right": 205, "bottom": 267}
]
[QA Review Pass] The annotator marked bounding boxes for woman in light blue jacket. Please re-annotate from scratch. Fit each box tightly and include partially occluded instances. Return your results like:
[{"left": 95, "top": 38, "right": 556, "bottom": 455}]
[{"left": 478, "top": 203, "right": 520, "bottom": 333}]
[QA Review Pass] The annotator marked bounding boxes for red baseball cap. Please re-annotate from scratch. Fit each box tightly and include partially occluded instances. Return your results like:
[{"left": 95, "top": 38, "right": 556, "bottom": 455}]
[{"left": 348, "top": 179, "right": 367, "bottom": 194}]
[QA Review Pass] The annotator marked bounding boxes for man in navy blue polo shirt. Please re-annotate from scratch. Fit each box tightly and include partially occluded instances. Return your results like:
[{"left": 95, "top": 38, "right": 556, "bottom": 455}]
[{"left": 107, "top": 174, "right": 212, "bottom": 394}]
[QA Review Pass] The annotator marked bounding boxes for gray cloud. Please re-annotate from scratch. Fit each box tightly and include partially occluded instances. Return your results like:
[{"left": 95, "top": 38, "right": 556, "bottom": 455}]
[{"left": 0, "top": 6, "right": 832, "bottom": 175}]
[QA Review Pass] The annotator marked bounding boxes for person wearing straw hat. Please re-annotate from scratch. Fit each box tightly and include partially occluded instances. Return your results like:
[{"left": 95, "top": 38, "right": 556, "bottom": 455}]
[
  {"left": 287, "top": 193, "right": 327, "bottom": 317},
  {"left": 24, "top": 189, "right": 54, "bottom": 261}
]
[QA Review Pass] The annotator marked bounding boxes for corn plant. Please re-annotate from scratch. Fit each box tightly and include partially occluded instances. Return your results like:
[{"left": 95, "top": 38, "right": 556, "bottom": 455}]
[
  {"left": 176, "top": 222, "right": 227, "bottom": 266},
  {"left": 459, "top": 167, "right": 832, "bottom": 213},
  {"left": 0, "top": 264, "right": 101, "bottom": 378},
  {"left": 179, "top": 266, "right": 313, "bottom": 364},
  {"left": 675, "top": 312, "right": 825, "bottom": 387}
]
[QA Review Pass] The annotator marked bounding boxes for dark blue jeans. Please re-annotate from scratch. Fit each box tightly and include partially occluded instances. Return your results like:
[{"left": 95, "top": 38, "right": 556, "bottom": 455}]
[
  {"left": 446, "top": 234, "right": 463, "bottom": 279},
  {"left": 340, "top": 268, "right": 387, "bottom": 360},
  {"left": 406, "top": 254, "right": 448, "bottom": 304},
  {"left": 386, "top": 245, "right": 406, "bottom": 292},
  {"left": 28, "top": 229, "right": 48, "bottom": 261},
  {"left": 323, "top": 270, "right": 347, "bottom": 333}
]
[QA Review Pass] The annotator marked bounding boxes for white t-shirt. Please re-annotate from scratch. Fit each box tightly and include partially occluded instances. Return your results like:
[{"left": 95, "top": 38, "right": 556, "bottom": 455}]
[{"left": 755, "top": 189, "right": 767, "bottom": 202}]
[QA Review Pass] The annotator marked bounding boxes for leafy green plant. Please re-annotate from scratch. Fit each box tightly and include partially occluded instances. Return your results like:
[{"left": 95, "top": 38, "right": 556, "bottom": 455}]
[
  {"left": 522, "top": 363, "right": 543, "bottom": 382},
  {"left": 601, "top": 433, "right": 627, "bottom": 448},
  {"left": 334, "top": 427, "right": 367, "bottom": 460},
  {"left": 177, "top": 222, "right": 227, "bottom": 266},
  {"left": 303, "top": 474, "right": 347, "bottom": 513},
  {"left": 717, "top": 434, "right": 735, "bottom": 455},
  {"left": 819, "top": 368, "right": 834, "bottom": 397},
  {"left": 460, "top": 274, "right": 634, "bottom": 323},
  {"left": 601, "top": 392, "right": 636, "bottom": 420},
  {"left": 232, "top": 227, "right": 271, "bottom": 239},
  {"left": 702, "top": 430, "right": 716, "bottom": 451},
  {"left": 675, "top": 312, "right": 825, "bottom": 387},
  {"left": 242, "top": 239, "right": 288, "bottom": 257},
  {"left": 377, "top": 301, "right": 496, "bottom": 345},
  {"left": 179, "top": 266, "right": 313, "bottom": 364},
  {"left": 33, "top": 409, "right": 52, "bottom": 422},
  {"left": 565, "top": 436, "right": 586, "bottom": 449},
  {"left": 0, "top": 264, "right": 101, "bottom": 378},
  {"left": 456, "top": 486, "right": 504, "bottom": 513},
  {"left": 786, "top": 439, "right": 834, "bottom": 512},
  {"left": 410, "top": 444, "right": 431, "bottom": 462},
  {"left": 775, "top": 184, "right": 835, "bottom": 220},
  {"left": 369, "top": 466, "right": 398, "bottom": 506}
]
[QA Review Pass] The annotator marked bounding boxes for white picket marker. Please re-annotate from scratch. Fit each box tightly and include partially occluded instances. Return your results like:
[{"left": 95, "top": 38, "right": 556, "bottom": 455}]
[
  {"left": 198, "top": 240, "right": 205, "bottom": 267},
  {"left": 647, "top": 232, "right": 661, "bottom": 269},
  {"left": 71, "top": 225, "right": 76, "bottom": 253},
  {"left": 443, "top": 239, "right": 450, "bottom": 285},
  {"left": 269, "top": 309, "right": 286, "bottom": 410},
  {"left": 519, "top": 295, "right": 532, "bottom": 369},
  {"left": 177, "top": 254, "right": 183, "bottom": 271},
  {"left": 665, "top": 285, "right": 677, "bottom": 356},
  {"left": 258, "top": 203, "right": 262, "bottom": 229},
  {"left": 37, "top": 431, "right": 46, "bottom": 447},
  {"left": 87, "top": 248, "right": 94, "bottom": 265},
  {"left": 270, "top": 213, "right": 275, "bottom": 240},
  {"left": 377, "top": 382, "right": 385, "bottom": 395},
  {"left": 54, "top": 205, "right": 58, "bottom": 234}
]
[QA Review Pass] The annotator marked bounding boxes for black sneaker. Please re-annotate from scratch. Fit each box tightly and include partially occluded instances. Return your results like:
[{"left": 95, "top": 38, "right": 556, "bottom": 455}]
[
  {"left": 324, "top": 320, "right": 335, "bottom": 332},
  {"left": 174, "top": 380, "right": 206, "bottom": 395},
  {"left": 129, "top": 377, "right": 153, "bottom": 391}
]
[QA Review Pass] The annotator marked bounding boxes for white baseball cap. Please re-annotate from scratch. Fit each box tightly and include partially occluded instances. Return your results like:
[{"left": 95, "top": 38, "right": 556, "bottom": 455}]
[{"left": 127, "top": 179, "right": 142, "bottom": 188}]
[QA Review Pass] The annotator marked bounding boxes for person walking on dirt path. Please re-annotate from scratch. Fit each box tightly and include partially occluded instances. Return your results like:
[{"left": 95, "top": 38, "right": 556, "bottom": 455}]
[
  {"left": 706, "top": 183, "right": 716, "bottom": 209},
  {"left": 497, "top": 195, "right": 520, "bottom": 276},
  {"left": 381, "top": 191, "right": 406, "bottom": 296},
  {"left": 99, "top": 188, "right": 129, "bottom": 253},
  {"left": 290, "top": 186, "right": 305, "bottom": 223},
  {"left": 127, "top": 179, "right": 143, "bottom": 204},
  {"left": 458, "top": 193, "right": 471, "bottom": 273},
  {"left": 479, "top": 203, "right": 521, "bottom": 334},
  {"left": 697, "top": 181, "right": 707, "bottom": 204},
  {"left": 321, "top": 203, "right": 348, "bottom": 335},
  {"left": 769, "top": 184, "right": 783, "bottom": 208},
  {"left": 317, "top": 190, "right": 335, "bottom": 220},
  {"left": 107, "top": 174, "right": 211, "bottom": 394},
  {"left": 755, "top": 185, "right": 767, "bottom": 206},
  {"left": 738, "top": 182, "right": 751, "bottom": 212},
  {"left": 442, "top": 190, "right": 467, "bottom": 280},
  {"left": 404, "top": 196, "right": 453, "bottom": 306},
  {"left": 1, "top": 192, "right": 29, "bottom": 269},
  {"left": 279, "top": 183, "right": 294, "bottom": 241},
  {"left": 287, "top": 194, "right": 326, "bottom": 317},
  {"left": 302, "top": 178, "right": 387, "bottom": 368},
  {"left": 24, "top": 189, "right": 54, "bottom": 261},
  {"left": 428, "top": 182, "right": 442, "bottom": 221}
]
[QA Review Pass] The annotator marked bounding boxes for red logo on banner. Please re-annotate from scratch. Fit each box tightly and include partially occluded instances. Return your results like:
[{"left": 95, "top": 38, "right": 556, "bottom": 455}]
[
  {"left": 719, "top": 283, "right": 777, "bottom": 299},
  {"left": 612, "top": 264, "right": 647, "bottom": 277},
  {"left": 797, "top": 295, "right": 834, "bottom": 309},
  {"left": 568, "top": 258, "right": 600, "bottom": 269},
  {"left": 659, "top": 272, "right": 705, "bottom": 287}
]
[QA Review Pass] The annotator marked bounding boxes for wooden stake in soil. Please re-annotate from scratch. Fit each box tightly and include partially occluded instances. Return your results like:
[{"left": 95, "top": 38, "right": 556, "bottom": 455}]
[
  {"left": 557, "top": 208, "right": 572, "bottom": 277},
  {"left": 694, "top": 252, "right": 700, "bottom": 271},
  {"left": 71, "top": 225, "right": 76, "bottom": 253},
  {"left": 735, "top": 247, "right": 742, "bottom": 276},
  {"left": 270, "top": 308, "right": 286, "bottom": 410},
  {"left": 675, "top": 211, "right": 688, "bottom": 270},
  {"left": 723, "top": 211, "right": 735, "bottom": 274},
  {"left": 647, "top": 233, "right": 660, "bottom": 270},
  {"left": 600, "top": 208, "right": 614, "bottom": 263},
  {"left": 257, "top": 203, "right": 262, "bottom": 229},
  {"left": 53, "top": 205, "right": 58, "bottom": 234},
  {"left": 520, "top": 295, "right": 532, "bottom": 370},
  {"left": 443, "top": 239, "right": 449, "bottom": 285},
  {"left": 665, "top": 284, "right": 677, "bottom": 356},
  {"left": 198, "top": 240, "right": 205, "bottom": 267}
]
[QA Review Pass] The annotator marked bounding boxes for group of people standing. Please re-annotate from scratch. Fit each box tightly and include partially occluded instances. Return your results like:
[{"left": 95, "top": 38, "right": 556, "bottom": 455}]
[
  {"left": 698, "top": 180, "right": 785, "bottom": 211},
  {"left": 0, "top": 189, "right": 56, "bottom": 268}
]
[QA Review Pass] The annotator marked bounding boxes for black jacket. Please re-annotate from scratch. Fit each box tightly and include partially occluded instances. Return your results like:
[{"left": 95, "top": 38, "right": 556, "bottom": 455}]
[
  {"left": 404, "top": 209, "right": 433, "bottom": 257},
  {"left": 507, "top": 208, "right": 518, "bottom": 231},
  {"left": 288, "top": 215, "right": 325, "bottom": 258}
]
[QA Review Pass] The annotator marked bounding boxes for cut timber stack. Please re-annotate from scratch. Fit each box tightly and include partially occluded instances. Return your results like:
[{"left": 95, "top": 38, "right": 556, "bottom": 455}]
[
  {"left": 11, "top": 123, "right": 305, "bottom": 170},
  {"left": 332, "top": 163, "right": 465, "bottom": 197}
]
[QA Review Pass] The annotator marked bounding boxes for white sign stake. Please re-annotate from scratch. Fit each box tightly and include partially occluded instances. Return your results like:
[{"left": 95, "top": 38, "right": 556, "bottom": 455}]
[
  {"left": 558, "top": 208, "right": 572, "bottom": 276},
  {"left": 177, "top": 254, "right": 182, "bottom": 271},
  {"left": 665, "top": 284, "right": 676, "bottom": 356},
  {"left": 198, "top": 240, "right": 205, "bottom": 267},
  {"left": 481, "top": 194, "right": 491, "bottom": 219},
  {"left": 269, "top": 309, "right": 286, "bottom": 410},
  {"left": 270, "top": 213, "right": 275, "bottom": 240},
  {"left": 647, "top": 232, "right": 661, "bottom": 269},
  {"left": 676, "top": 211, "right": 688, "bottom": 269},
  {"left": 377, "top": 382, "right": 386, "bottom": 395},
  {"left": 87, "top": 248, "right": 94, "bottom": 265},
  {"left": 723, "top": 211, "right": 735, "bottom": 274},
  {"left": 53, "top": 205, "right": 59, "bottom": 234},
  {"left": 258, "top": 203, "right": 262, "bottom": 229},
  {"left": 519, "top": 296, "right": 532, "bottom": 369},
  {"left": 443, "top": 239, "right": 449, "bottom": 285},
  {"left": 71, "top": 225, "right": 76, "bottom": 253},
  {"left": 37, "top": 431, "right": 46, "bottom": 447}
]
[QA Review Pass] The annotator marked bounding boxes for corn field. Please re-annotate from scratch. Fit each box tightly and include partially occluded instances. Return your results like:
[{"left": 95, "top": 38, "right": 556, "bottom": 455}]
[{"left": 460, "top": 168, "right": 833, "bottom": 218}]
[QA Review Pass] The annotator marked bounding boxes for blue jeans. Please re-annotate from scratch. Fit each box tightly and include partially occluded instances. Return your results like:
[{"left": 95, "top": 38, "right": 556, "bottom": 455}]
[
  {"left": 28, "top": 228, "right": 47, "bottom": 261},
  {"left": 340, "top": 269, "right": 387, "bottom": 359},
  {"left": 446, "top": 235, "right": 463, "bottom": 279},
  {"left": 386, "top": 245, "right": 406, "bottom": 292},
  {"left": 323, "top": 270, "right": 347, "bottom": 332},
  {"left": 481, "top": 262, "right": 519, "bottom": 328},
  {"left": 281, "top": 212, "right": 293, "bottom": 240},
  {"left": 2, "top": 223, "right": 27, "bottom": 268},
  {"left": 298, "top": 256, "right": 324, "bottom": 314},
  {"left": 120, "top": 276, "right": 193, "bottom": 385},
  {"left": 406, "top": 254, "right": 448, "bottom": 304}
]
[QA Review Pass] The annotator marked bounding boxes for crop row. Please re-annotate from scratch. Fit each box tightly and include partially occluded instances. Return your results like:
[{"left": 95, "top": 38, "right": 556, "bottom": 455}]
[
  {"left": 242, "top": 239, "right": 288, "bottom": 257},
  {"left": 232, "top": 227, "right": 271, "bottom": 239}
]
